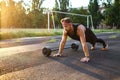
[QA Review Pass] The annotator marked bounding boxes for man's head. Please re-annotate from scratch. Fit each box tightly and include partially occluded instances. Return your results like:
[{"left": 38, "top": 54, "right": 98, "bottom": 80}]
[
  {"left": 60, "top": 17, "right": 72, "bottom": 23},
  {"left": 60, "top": 17, "right": 72, "bottom": 31}
]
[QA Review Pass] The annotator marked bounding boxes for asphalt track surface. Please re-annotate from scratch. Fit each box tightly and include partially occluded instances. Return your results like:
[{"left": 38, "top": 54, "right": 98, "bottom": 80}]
[{"left": 0, "top": 33, "right": 120, "bottom": 80}]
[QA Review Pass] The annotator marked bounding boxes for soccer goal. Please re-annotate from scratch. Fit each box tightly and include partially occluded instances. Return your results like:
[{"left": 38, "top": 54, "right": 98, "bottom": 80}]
[{"left": 45, "top": 9, "right": 94, "bottom": 31}]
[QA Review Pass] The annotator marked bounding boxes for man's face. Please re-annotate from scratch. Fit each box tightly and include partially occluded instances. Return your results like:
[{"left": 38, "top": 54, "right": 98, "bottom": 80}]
[{"left": 61, "top": 21, "right": 71, "bottom": 31}]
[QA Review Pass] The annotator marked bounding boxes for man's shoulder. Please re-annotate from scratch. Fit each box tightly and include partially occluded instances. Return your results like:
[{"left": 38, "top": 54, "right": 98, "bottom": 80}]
[{"left": 73, "top": 23, "right": 81, "bottom": 27}]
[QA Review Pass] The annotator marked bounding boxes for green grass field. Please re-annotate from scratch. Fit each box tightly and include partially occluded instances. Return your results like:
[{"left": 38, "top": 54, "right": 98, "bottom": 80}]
[
  {"left": 0, "top": 28, "right": 120, "bottom": 40},
  {"left": 0, "top": 29, "right": 63, "bottom": 40}
]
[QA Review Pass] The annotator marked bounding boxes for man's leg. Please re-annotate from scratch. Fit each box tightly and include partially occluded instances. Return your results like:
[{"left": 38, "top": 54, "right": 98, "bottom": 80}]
[
  {"left": 96, "top": 38, "right": 108, "bottom": 50},
  {"left": 85, "top": 28, "right": 97, "bottom": 50},
  {"left": 90, "top": 42, "right": 96, "bottom": 50}
]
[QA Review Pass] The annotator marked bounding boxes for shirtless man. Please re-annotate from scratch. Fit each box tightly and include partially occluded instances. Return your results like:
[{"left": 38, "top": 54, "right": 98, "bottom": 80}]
[{"left": 53, "top": 17, "right": 108, "bottom": 62}]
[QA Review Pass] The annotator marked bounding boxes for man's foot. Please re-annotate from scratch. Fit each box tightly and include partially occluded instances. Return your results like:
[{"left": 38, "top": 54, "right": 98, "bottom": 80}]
[
  {"left": 91, "top": 46, "right": 95, "bottom": 50},
  {"left": 80, "top": 57, "right": 90, "bottom": 62},
  {"left": 101, "top": 44, "right": 108, "bottom": 51},
  {"left": 53, "top": 53, "right": 62, "bottom": 57}
]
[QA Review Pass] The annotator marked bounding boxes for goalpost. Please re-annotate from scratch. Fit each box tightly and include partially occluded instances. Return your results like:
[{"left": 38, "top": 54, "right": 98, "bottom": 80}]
[{"left": 46, "top": 10, "right": 94, "bottom": 31}]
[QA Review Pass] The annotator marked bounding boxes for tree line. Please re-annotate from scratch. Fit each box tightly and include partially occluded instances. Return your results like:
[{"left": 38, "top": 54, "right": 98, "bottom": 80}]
[{"left": 0, "top": 0, "right": 120, "bottom": 29}]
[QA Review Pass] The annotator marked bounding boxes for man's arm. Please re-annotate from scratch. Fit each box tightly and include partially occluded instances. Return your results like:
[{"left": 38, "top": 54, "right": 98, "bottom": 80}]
[
  {"left": 77, "top": 25, "right": 90, "bottom": 57},
  {"left": 53, "top": 30, "right": 67, "bottom": 56},
  {"left": 58, "top": 30, "right": 68, "bottom": 55}
]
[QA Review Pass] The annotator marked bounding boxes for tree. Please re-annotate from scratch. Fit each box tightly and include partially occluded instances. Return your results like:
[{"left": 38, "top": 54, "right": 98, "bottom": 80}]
[
  {"left": 28, "top": 9, "right": 47, "bottom": 28},
  {"left": 27, "top": 0, "right": 46, "bottom": 28},
  {"left": 55, "top": 0, "right": 70, "bottom": 11},
  {"left": 69, "top": 7, "right": 90, "bottom": 27},
  {"left": 15, "top": 1, "right": 30, "bottom": 28},
  {"left": 0, "top": 0, "right": 47, "bottom": 28},
  {"left": 88, "top": 0, "right": 103, "bottom": 29},
  {"left": 31, "top": 0, "right": 45, "bottom": 10},
  {"left": 1, "top": 0, "right": 16, "bottom": 28},
  {"left": 0, "top": 1, "right": 2, "bottom": 28},
  {"left": 104, "top": 0, "right": 120, "bottom": 29},
  {"left": 0, "top": 0, "right": 32, "bottom": 28},
  {"left": 53, "top": 0, "right": 71, "bottom": 28}
]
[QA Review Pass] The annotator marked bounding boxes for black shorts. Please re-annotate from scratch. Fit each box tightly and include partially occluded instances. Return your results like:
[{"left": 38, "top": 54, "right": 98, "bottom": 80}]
[{"left": 85, "top": 28, "right": 97, "bottom": 44}]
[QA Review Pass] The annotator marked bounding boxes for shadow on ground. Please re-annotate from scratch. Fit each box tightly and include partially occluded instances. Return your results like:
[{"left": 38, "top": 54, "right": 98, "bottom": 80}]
[
  {"left": 46, "top": 33, "right": 120, "bottom": 80},
  {"left": 0, "top": 33, "right": 120, "bottom": 80}
]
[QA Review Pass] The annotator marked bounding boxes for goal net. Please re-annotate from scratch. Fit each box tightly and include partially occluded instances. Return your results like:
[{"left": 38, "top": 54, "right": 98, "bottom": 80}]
[{"left": 44, "top": 9, "right": 94, "bottom": 31}]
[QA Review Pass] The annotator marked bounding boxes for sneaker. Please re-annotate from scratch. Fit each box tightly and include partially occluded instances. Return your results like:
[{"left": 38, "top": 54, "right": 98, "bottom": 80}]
[
  {"left": 80, "top": 57, "right": 90, "bottom": 62},
  {"left": 91, "top": 46, "right": 95, "bottom": 50},
  {"left": 101, "top": 44, "right": 108, "bottom": 51}
]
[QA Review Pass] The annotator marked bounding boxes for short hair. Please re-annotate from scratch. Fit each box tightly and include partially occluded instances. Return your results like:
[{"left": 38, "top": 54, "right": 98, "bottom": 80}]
[{"left": 60, "top": 17, "right": 72, "bottom": 23}]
